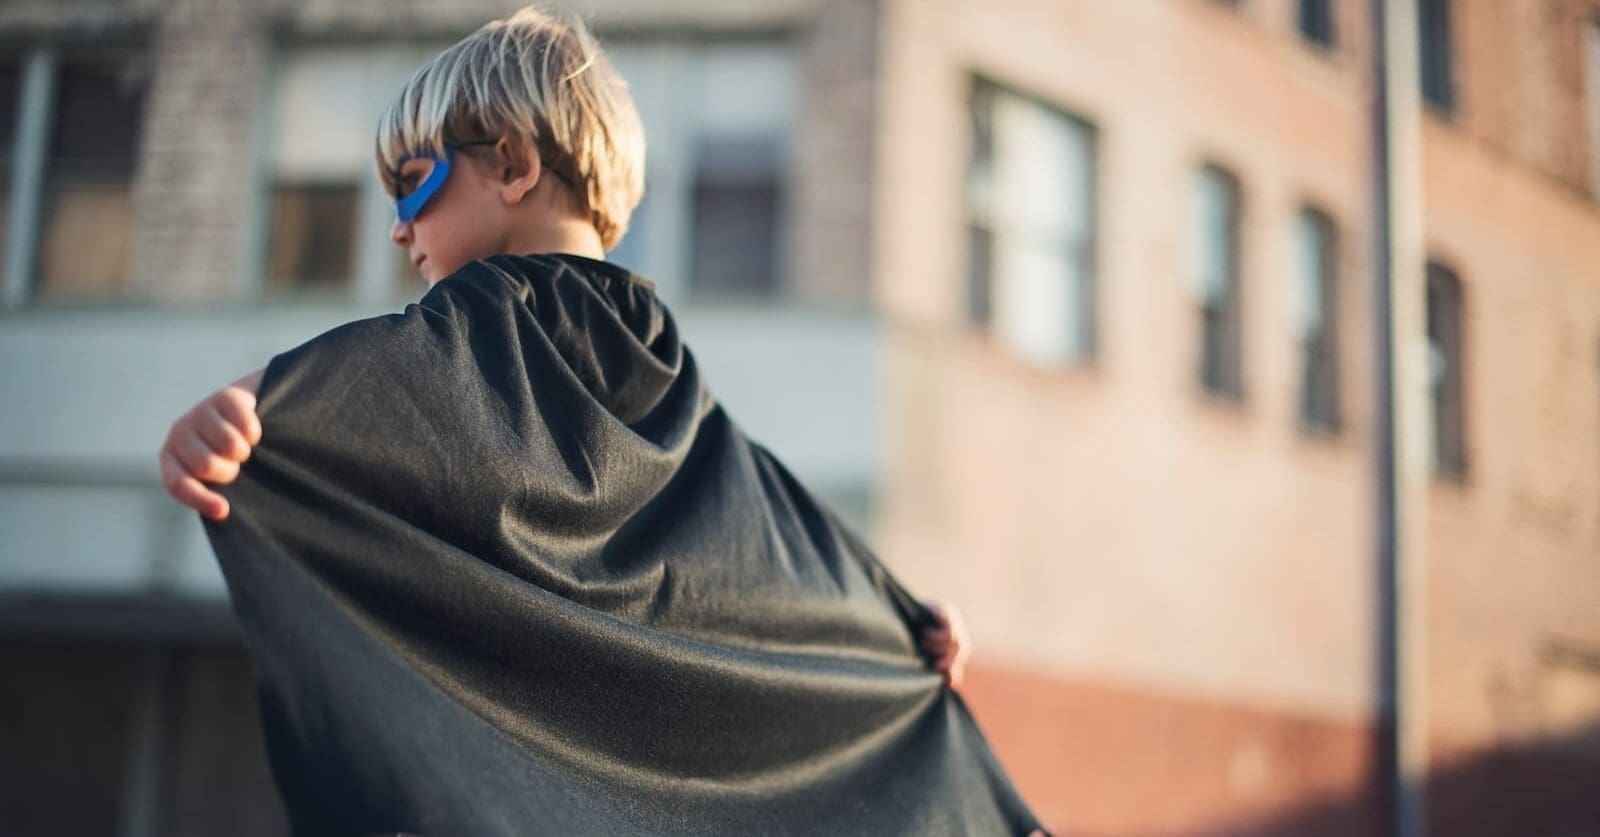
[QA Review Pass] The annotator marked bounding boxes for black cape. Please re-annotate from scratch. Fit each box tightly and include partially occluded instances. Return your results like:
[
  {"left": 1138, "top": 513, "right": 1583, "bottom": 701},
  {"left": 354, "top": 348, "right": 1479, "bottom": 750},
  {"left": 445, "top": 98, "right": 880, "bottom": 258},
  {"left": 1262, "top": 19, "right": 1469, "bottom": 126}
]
[{"left": 202, "top": 254, "right": 1045, "bottom": 836}]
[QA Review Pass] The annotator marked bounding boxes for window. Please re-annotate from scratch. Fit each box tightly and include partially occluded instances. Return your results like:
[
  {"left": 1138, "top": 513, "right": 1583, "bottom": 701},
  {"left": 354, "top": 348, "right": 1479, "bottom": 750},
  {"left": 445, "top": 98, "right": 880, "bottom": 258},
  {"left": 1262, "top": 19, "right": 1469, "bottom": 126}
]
[
  {"left": 602, "top": 42, "right": 795, "bottom": 303},
  {"left": 1298, "top": 0, "right": 1337, "bottom": 48},
  {"left": 1191, "top": 165, "right": 1244, "bottom": 398},
  {"left": 967, "top": 78, "right": 1098, "bottom": 366},
  {"left": 690, "top": 135, "right": 782, "bottom": 296},
  {"left": 0, "top": 61, "right": 19, "bottom": 271},
  {"left": 264, "top": 183, "right": 358, "bottom": 293},
  {"left": 266, "top": 47, "right": 435, "bottom": 302},
  {"left": 1292, "top": 207, "right": 1340, "bottom": 430},
  {"left": 686, "top": 44, "right": 793, "bottom": 300},
  {"left": 1418, "top": 0, "right": 1455, "bottom": 111},
  {"left": 1584, "top": 14, "right": 1600, "bottom": 198},
  {"left": 34, "top": 53, "right": 148, "bottom": 302},
  {"left": 1426, "top": 261, "right": 1467, "bottom": 478}
]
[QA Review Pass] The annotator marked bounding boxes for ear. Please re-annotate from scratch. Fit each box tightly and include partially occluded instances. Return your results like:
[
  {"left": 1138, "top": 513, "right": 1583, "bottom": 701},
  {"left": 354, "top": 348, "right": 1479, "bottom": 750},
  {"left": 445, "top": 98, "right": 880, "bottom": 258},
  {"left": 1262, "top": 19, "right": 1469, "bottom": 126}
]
[{"left": 492, "top": 136, "right": 543, "bottom": 206}]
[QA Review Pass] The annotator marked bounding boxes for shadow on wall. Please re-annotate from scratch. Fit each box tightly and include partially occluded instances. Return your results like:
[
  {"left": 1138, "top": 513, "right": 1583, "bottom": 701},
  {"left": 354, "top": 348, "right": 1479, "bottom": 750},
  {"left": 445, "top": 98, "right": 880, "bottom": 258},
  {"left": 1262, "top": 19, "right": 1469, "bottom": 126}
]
[
  {"left": 1212, "top": 720, "right": 1600, "bottom": 837},
  {"left": 1131, "top": 721, "right": 1600, "bottom": 837}
]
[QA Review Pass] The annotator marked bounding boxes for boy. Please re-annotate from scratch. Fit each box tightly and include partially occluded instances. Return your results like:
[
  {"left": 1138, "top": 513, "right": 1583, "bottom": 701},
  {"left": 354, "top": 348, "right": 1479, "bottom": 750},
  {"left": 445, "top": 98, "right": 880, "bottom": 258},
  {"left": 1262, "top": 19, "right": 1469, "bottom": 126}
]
[{"left": 160, "top": 6, "right": 1043, "bottom": 835}]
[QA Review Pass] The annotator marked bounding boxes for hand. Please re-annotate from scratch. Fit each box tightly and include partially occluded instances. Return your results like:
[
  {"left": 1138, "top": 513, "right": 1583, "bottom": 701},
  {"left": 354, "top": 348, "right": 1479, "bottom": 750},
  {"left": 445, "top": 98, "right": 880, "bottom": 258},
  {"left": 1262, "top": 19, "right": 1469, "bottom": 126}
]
[
  {"left": 159, "top": 368, "right": 264, "bottom": 521},
  {"left": 917, "top": 599, "right": 971, "bottom": 691}
]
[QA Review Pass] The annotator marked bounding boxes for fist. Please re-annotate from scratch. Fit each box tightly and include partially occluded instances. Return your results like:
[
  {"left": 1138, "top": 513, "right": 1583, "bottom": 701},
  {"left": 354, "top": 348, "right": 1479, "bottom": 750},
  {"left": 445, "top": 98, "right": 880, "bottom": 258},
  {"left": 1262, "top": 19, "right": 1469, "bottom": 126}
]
[
  {"left": 158, "top": 369, "right": 264, "bottom": 521},
  {"left": 918, "top": 599, "right": 971, "bottom": 691}
]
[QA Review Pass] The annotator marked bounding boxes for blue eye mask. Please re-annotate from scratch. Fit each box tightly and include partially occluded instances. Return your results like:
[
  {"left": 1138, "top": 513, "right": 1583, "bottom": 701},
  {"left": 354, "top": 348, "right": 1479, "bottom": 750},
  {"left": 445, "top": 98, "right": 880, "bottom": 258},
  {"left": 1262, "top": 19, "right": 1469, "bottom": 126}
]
[{"left": 394, "top": 146, "right": 454, "bottom": 223}]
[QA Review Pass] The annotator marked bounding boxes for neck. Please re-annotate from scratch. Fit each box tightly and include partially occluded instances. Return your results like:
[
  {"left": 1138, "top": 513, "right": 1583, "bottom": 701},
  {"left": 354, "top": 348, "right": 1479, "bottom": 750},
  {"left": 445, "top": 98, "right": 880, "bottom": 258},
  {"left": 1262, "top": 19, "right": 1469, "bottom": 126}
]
[{"left": 502, "top": 216, "right": 606, "bottom": 261}]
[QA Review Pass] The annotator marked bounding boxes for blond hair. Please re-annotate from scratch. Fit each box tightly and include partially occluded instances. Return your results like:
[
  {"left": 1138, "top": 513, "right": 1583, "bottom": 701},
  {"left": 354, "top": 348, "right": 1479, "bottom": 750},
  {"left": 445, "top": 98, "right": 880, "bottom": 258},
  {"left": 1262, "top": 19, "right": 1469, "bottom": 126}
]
[{"left": 375, "top": 5, "right": 645, "bottom": 250}]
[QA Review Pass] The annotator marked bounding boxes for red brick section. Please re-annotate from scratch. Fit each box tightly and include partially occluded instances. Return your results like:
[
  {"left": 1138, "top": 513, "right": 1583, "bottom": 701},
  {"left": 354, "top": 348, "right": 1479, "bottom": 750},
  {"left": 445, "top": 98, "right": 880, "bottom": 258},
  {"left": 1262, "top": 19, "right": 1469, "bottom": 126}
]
[{"left": 958, "top": 662, "right": 1379, "bottom": 837}]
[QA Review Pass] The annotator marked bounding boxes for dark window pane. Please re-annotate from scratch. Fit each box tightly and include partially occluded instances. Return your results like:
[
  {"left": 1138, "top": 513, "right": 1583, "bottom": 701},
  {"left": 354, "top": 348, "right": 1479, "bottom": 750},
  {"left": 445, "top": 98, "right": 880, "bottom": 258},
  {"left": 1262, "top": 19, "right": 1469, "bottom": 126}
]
[
  {"left": 1298, "top": 0, "right": 1337, "bottom": 47},
  {"left": 965, "top": 77, "right": 1097, "bottom": 364},
  {"left": 265, "top": 183, "right": 358, "bottom": 295},
  {"left": 1427, "top": 261, "right": 1467, "bottom": 477},
  {"left": 1419, "top": 0, "right": 1455, "bottom": 110},
  {"left": 0, "top": 62, "right": 17, "bottom": 161},
  {"left": 0, "top": 62, "right": 15, "bottom": 269},
  {"left": 966, "top": 79, "right": 995, "bottom": 326},
  {"left": 690, "top": 178, "right": 778, "bottom": 296},
  {"left": 689, "top": 137, "right": 781, "bottom": 298},
  {"left": 36, "top": 55, "right": 147, "bottom": 301},
  {"left": 1198, "top": 166, "right": 1244, "bottom": 399},
  {"left": 966, "top": 224, "right": 992, "bottom": 324},
  {"left": 1297, "top": 209, "right": 1340, "bottom": 430},
  {"left": 49, "top": 60, "right": 144, "bottom": 177}
]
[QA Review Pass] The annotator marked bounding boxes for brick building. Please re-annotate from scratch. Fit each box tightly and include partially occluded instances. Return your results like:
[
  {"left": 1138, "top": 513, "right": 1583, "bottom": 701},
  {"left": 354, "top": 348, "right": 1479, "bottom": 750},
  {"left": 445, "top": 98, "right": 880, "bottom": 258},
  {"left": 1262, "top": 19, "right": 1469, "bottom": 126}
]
[
  {"left": 868, "top": 0, "right": 1600, "bottom": 834},
  {"left": 0, "top": 0, "right": 1597, "bottom": 835}
]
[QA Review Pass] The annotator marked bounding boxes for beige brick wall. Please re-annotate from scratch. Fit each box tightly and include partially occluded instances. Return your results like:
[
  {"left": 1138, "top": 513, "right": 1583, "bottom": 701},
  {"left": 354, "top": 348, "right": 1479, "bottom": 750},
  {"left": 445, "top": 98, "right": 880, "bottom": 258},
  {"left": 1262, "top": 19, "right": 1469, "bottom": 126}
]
[
  {"left": 871, "top": 0, "right": 1600, "bottom": 828},
  {"left": 129, "top": 0, "right": 271, "bottom": 302},
  {"left": 788, "top": 0, "right": 879, "bottom": 307}
]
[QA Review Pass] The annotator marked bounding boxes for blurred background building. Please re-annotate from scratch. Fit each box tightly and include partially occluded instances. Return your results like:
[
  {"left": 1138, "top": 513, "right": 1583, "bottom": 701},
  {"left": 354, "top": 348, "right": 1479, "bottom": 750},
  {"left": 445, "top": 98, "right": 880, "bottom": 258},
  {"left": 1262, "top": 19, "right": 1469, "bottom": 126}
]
[{"left": 0, "top": 0, "right": 1597, "bottom": 835}]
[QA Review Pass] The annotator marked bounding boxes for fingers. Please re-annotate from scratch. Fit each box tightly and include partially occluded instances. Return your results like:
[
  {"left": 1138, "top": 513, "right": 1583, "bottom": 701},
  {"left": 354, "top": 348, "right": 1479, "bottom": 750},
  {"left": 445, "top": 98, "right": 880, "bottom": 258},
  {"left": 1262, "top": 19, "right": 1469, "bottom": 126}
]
[
  {"left": 195, "top": 401, "right": 255, "bottom": 463},
  {"left": 210, "top": 386, "right": 263, "bottom": 447},
  {"left": 159, "top": 448, "right": 230, "bottom": 520},
  {"left": 918, "top": 598, "right": 971, "bottom": 690},
  {"left": 156, "top": 382, "right": 263, "bottom": 522},
  {"left": 171, "top": 425, "right": 241, "bottom": 484}
]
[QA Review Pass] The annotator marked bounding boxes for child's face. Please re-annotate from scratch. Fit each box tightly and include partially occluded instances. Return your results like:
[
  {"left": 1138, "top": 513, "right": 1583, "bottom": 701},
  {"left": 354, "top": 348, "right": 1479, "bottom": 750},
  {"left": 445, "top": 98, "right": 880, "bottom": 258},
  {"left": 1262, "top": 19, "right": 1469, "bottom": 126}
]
[{"left": 389, "top": 147, "right": 514, "bottom": 287}]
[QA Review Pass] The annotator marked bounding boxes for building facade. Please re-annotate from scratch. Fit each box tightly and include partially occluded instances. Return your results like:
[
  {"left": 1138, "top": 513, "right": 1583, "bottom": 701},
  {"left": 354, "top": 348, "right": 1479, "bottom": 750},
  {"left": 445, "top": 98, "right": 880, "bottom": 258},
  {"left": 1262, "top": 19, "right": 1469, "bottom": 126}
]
[
  {"left": 0, "top": 1, "right": 880, "bottom": 833},
  {"left": 2, "top": 0, "right": 1598, "bottom": 835},
  {"left": 869, "top": 0, "right": 1600, "bottom": 833}
]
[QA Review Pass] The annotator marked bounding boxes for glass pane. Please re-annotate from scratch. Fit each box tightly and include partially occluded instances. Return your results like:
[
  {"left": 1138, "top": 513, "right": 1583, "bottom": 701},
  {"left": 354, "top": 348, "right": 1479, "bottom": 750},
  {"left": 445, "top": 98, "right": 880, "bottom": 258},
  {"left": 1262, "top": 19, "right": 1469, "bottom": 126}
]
[
  {"left": 49, "top": 59, "right": 144, "bottom": 177},
  {"left": 689, "top": 177, "right": 778, "bottom": 297},
  {"left": 690, "top": 134, "right": 781, "bottom": 298},
  {"left": 1195, "top": 166, "right": 1242, "bottom": 397},
  {"left": 36, "top": 55, "right": 147, "bottom": 300},
  {"left": 0, "top": 62, "right": 17, "bottom": 267},
  {"left": 1419, "top": 0, "right": 1455, "bottom": 110},
  {"left": 265, "top": 183, "right": 358, "bottom": 295},
  {"left": 1585, "top": 18, "right": 1600, "bottom": 197},
  {"left": 1192, "top": 167, "right": 1237, "bottom": 308},
  {"left": 1298, "top": 0, "right": 1336, "bottom": 46},
  {"left": 0, "top": 62, "right": 17, "bottom": 161},
  {"left": 1427, "top": 262, "right": 1466, "bottom": 475},
  {"left": 976, "top": 84, "right": 1096, "bottom": 364},
  {"left": 35, "top": 184, "right": 134, "bottom": 301},
  {"left": 1294, "top": 210, "right": 1339, "bottom": 429}
]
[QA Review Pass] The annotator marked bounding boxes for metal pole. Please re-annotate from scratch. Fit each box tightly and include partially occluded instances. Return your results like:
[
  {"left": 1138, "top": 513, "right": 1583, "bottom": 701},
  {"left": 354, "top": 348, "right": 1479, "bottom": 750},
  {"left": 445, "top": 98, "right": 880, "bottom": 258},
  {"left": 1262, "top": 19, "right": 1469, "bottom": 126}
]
[{"left": 1372, "top": 1, "right": 1429, "bottom": 835}]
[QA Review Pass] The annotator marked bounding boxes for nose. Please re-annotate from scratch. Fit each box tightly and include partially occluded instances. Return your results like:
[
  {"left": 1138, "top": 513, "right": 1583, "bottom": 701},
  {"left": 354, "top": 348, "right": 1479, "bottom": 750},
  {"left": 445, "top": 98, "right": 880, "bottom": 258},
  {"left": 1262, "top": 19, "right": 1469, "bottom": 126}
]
[{"left": 390, "top": 217, "right": 413, "bottom": 247}]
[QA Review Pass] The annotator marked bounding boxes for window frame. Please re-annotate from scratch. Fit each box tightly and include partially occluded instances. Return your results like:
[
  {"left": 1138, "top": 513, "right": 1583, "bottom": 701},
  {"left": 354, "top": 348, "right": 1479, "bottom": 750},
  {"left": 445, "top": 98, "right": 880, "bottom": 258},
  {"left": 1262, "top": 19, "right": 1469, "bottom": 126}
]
[
  {"left": 965, "top": 74, "right": 1101, "bottom": 367},
  {"left": 1426, "top": 260, "right": 1468, "bottom": 480},
  {"left": 1418, "top": 0, "right": 1457, "bottom": 113},
  {"left": 1296, "top": 0, "right": 1338, "bottom": 49},
  {"left": 1, "top": 43, "right": 152, "bottom": 309},
  {"left": 1292, "top": 205, "right": 1341, "bottom": 433},
  {"left": 1192, "top": 162, "right": 1246, "bottom": 401}
]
